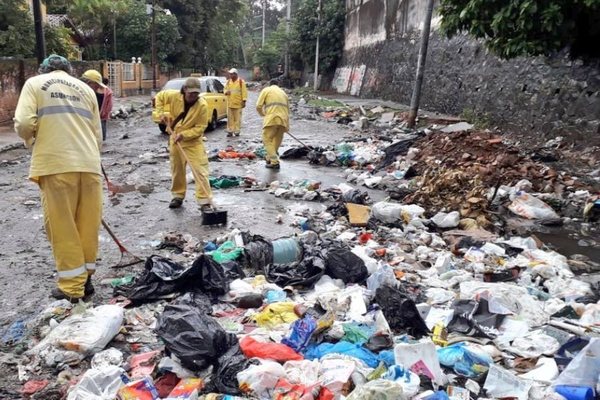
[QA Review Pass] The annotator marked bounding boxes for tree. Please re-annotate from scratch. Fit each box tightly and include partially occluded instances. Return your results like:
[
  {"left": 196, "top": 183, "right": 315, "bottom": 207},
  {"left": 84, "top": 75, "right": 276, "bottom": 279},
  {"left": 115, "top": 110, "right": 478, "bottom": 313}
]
[
  {"left": 44, "top": 25, "right": 78, "bottom": 60},
  {"left": 0, "top": 0, "right": 35, "bottom": 57},
  {"left": 289, "top": 0, "right": 345, "bottom": 74},
  {"left": 115, "top": 0, "right": 180, "bottom": 64},
  {"left": 439, "top": 0, "right": 600, "bottom": 59}
]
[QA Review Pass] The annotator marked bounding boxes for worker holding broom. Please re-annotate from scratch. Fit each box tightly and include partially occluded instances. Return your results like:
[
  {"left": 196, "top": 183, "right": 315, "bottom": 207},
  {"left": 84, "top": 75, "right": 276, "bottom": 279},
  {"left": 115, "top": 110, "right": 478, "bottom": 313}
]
[
  {"left": 158, "top": 77, "right": 213, "bottom": 210},
  {"left": 14, "top": 54, "right": 103, "bottom": 302},
  {"left": 256, "top": 79, "right": 290, "bottom": 170}
]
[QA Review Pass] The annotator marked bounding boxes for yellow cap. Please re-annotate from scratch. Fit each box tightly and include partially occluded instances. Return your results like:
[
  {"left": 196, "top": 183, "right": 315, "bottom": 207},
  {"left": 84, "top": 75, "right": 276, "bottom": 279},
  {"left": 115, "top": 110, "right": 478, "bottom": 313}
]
[{"left": 81, "top": 69, "right": 106, "bottom": 87}]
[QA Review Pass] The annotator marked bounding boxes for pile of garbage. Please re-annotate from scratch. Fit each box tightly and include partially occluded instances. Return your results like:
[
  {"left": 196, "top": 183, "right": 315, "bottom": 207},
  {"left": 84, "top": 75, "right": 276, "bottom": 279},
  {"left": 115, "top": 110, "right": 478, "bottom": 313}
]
[{"left": 7, "top": 187, "right": 600, "bottom": 399}]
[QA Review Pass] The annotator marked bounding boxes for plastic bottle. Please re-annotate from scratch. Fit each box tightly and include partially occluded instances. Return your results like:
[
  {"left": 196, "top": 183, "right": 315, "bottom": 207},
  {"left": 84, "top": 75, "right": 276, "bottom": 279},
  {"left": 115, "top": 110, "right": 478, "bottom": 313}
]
[
  {"left": 554, "top": 385, "right": 594, "bottom": 400},
  {"left": 272, "top": 238, "right": 302, "bottom": 264}
]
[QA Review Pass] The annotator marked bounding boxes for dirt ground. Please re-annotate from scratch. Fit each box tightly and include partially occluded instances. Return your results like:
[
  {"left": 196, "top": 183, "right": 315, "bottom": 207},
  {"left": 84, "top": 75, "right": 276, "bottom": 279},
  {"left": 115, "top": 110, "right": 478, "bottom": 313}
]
[{"left": 0, "top": 89, "right": 375, "bottom": 330}]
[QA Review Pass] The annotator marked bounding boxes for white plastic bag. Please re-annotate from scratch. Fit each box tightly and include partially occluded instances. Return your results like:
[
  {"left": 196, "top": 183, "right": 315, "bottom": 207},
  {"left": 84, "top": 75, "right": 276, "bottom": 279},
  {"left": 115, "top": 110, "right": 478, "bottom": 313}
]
[
  {"left": 28, "top": 305, "right": 124, "bottom": 366},
  {"left": 554, "top": 338, "right": 600, "bottom": 388},
  {"left": 66, "top": 365, "right": 124, "bottom": 400},
  {"left": 508, "top": 192, "right": 560, "bottom": 220},
  {"left": 511, "top": 330, "right": 560, "bottom": 358},
  {"left": 283, "top": 359, "right": 320, "bottom": 385},
  {"left": 318, "top": 357, "right": 356, "bottom": 394},
  {"left": 237, "top": 360, "right": 286, "bottom": 398},
  {"left": 394, "top": 340, "right": 445, "bottom": 385},
  {"left": 483, "top": 364, "right": 532, "bottom": 400},
  {"left": 431, "top": 211, "right": 460, "bottom": 228},
  {"left": 351, "top": 246, "right": 378, "bottom": 275}
]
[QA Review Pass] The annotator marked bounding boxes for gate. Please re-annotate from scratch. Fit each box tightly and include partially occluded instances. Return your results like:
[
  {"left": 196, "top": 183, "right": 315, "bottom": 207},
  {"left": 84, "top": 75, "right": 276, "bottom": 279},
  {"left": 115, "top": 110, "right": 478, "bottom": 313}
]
[{"left": 107, "top": 61, "right": 122, "bottom": 97}]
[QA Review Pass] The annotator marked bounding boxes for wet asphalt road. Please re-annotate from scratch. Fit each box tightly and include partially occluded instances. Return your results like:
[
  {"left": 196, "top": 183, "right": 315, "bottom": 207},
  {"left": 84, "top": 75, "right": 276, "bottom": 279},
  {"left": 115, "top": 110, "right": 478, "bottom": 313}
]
[{"left": 0, "top": 89, "right": 374, "bottom": 327}]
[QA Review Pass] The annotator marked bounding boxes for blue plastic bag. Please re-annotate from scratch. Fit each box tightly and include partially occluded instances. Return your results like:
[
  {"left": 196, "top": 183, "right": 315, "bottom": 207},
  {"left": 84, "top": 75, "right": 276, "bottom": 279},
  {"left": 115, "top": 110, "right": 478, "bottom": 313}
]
[
  {"left": 265, "top": 290, "right": 287, "bottom": 304},
  {"left": 304, "top": 341, "right": 380, "bottom": 368},
  {"left": 281, "top": 316, "right": 317, "bottom": 352},
  {"left": 437, "top": 342, "right": 492, "bottom": 378},
  {"left": 378, "top": 350, "right": 396, "bottom": 367}
]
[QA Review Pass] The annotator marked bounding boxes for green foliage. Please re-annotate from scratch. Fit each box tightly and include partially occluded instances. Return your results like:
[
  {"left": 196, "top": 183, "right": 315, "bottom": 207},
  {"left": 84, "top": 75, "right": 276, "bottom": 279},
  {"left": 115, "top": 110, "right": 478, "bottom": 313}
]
[
  {"left": 460, "top": 108, "right": 491, "bottom": 129},
  {"left": 164, "top": 0, "right": 248, "bottom": 70},
  {"left": 115, "top": 1, "right": 180, "bottom": 64},
  {"left": 290, "top": 0, "right": 345, "bottom": 73},
  {"left": 439, "top": 0, "right": 600, "bottom": 59},
  {"left": 0, "top": 0, "right": 35, "bottom": 57},
  {"left": 44, "top": 25, "right": 79, "bottom": 60},
  {"left": 251, "top": 21, "right": 288, "bottom": 75}
]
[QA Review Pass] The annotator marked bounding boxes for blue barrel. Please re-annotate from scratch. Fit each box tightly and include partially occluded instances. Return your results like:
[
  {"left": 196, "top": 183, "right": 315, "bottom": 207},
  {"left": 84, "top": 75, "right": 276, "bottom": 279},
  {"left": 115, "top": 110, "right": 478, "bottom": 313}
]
[
  {"left": 272, "top": 238, "right": 302, "bottom": 264},
  {"left": 554, "top": 386, "right": 594, "bottom": 400}
]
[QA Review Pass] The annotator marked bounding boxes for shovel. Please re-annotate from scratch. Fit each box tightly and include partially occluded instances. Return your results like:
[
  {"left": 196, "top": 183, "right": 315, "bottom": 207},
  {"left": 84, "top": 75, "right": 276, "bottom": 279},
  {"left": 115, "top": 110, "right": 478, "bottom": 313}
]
[{"left": 165, "top": 118, "right": 228, "bottom": 226}]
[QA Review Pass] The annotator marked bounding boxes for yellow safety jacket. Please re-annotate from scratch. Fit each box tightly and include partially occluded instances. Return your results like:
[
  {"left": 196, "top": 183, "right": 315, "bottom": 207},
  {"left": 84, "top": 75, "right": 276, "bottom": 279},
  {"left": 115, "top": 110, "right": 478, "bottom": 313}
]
[
  {"left": 13, "top": 70, "right": 102, "bottom": 182},
  {"left": 224, "top": 78, "right": 248, "bottom": 108},
  {"left": 256, "top": 85, "right": 290, "bottom": 130},
  {"left": 157, "top": 89, "right": 209, "bottom": 151}
]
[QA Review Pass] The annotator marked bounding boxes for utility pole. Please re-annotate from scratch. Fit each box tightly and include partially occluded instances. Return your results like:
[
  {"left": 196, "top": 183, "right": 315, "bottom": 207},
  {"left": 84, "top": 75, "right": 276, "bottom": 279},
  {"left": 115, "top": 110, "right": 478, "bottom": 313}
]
[
  {"left": 261, "top": 0, "right": 266, "bottom": 47},
  {"left": 313, "top": 0, "right": 321, "bottom": 91},
  {"left": 407, "top": 0, "right": 435, "bottom": 128},
  {"left": 32, "top": 0, "right": 45, "bottom": 64},
  {"left": 113, "top": 16, "right": 117, "bottom": 60},
  {"left": 284, "top": 0, "right": 291, "bottom": 77},
  {"left": 151, "top": 0, "right": 157, "bottom": 89}
]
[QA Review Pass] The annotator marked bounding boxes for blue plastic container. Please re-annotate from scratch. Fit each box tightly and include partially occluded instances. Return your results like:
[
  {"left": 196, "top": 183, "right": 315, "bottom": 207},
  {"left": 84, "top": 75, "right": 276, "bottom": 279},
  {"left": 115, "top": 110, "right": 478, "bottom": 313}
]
[
  {"left": 554, "top": 385, "right": 594, "bottom": 400},
  {"left": 272, "top": 238, "right": 302, "bottom": 264}
]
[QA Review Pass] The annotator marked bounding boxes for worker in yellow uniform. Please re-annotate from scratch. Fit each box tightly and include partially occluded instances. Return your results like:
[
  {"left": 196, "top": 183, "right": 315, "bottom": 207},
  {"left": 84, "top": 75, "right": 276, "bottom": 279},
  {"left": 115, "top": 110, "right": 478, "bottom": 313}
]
[
  {"left": 256, "top": 79, "right": 290, "bottom": 170},
  {"left": 157, "top": 77, "right": 213, "bottom": 210},
  {"left": 13, "top": 54, "right": 103, "bottom": 302},
  {"left": 224, "top": 68, "right": 248, "bottom": 137}
]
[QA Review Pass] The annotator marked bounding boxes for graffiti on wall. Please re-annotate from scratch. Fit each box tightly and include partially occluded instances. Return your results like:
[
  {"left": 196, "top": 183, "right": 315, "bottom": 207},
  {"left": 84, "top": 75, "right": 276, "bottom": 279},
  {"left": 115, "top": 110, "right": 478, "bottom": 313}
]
[{"left": 333, "top": 64, "right": 367, "bottom": 96}]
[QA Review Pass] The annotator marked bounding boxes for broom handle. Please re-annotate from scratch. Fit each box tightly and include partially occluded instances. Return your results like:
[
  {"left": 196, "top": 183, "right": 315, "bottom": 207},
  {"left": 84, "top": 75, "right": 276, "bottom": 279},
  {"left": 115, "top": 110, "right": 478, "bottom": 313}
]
[
  {"left": 286, "top": 131, "right": 311, "bottom": 150},
  {"left": 165, "top": 122, "right": 213, "bottom": 204},
  {"left": 101, "top": 219, "right": 128, "bottom": 253}
]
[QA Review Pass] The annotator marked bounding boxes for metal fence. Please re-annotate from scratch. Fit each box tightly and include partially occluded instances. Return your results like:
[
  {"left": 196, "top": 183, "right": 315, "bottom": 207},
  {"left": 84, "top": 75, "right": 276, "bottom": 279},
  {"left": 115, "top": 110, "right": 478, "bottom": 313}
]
[
  {"left": 122, "top": 63, "right": 135, "bottom": 81},
  {"left": 142, "top": 64, "right": 153, "bottom": 80}
]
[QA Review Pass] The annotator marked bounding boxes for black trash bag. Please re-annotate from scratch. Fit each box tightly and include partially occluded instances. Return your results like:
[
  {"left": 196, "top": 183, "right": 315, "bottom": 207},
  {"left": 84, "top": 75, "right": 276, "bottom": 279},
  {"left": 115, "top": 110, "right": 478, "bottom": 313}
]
[
  {"left": 221, "top": 261, "right": 246, "bottom": 280},
  {"left": 326, "top": 201, "right": 348, "bottom": 218},
  {"left": 375, "top": 285, "right": 429, "bottom": 338},
  {"left": 307, "top": 147, "right": 330, "bottom": 165},
  {"left": 374, "top": 137, "right": 419, "bottom": 171},
  {"left": 365, "top": 334, "right": 394, "bottom": 352},
  {"left": 281, "top": 147, "right": 310, "bottom": 159},
  {"left": 114, "top": 255, "right": 203, "bottom": 304},
  {"left": 213, "top": 342, "right": 257, "bottom": 395},
  {"left": 447, "top": 299, "right": 505, "bottom": 339},
  {"left": 241, "top": 234, "right": 273, "bottom": 272},
  {"left": 325, "top": 246, "right": 368, "bottom": 284},
  {"left": 342, "top": 189, "right": 370, "bottom": 205},
  {"left": 156, "top": 302, "right": 232, "bottom": 371},
  {"left": 174, "top": 290, "right": 213, "bottom": 315},
  {"left": 265, "top": 245, "right": 326, "bottom": 288},
  {"left": 192, "top": 254, "right": 229, "bottom": 296}
]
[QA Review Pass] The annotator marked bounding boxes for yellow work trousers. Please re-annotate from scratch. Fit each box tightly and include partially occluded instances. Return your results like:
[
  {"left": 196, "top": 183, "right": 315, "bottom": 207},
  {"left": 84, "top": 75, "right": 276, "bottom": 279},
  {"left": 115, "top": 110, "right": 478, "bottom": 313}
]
[
  {"left": 170, "top": 143, "right": 212, "bottom": 204},
  {"left": 262, "top": 125, "right": 286, "bottom": 165},
  {"left": 39, "top": 172, "right": 103, "bottom": 298},
  {"left": 227, "top": 107, "right": 242, "bottom": 134}
]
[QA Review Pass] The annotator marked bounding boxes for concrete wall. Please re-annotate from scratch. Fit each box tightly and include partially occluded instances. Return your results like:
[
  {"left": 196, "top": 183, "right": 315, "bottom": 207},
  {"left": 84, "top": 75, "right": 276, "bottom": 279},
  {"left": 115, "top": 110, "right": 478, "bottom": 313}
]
[
  {"left": 337, "top": 0, "right": 600, "bottom": 145},
  {"left": 0, "top": 59, "right": 103, "bottom": 124}
]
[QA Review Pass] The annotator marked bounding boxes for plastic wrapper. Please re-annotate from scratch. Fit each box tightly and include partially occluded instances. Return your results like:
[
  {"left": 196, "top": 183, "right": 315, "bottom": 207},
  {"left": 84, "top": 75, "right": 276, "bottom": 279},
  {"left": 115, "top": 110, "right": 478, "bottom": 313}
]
[
  {"left": 156, "top": 300, "right": 233, "bottom": 371},
  {"left": 272, "top": 378, "right": 322, "bottom": 400},
  {"left": 240, "top": 336, "right": 303, "bottom": 362},
  {"left": 437, "top": 342, "right": 492, "bottom": 378},
  {"left": 252, "top": 302, "right": 299, "bottom": 327},
  {"left": 211, "top": 241, "right": 243, "bottom": 264},
  {"left": 213, "top": 343, "right": 255, "bottom": 395},
  {"left": 447, "top": 299, "right": 505, "bottom": 339},
  {"left": 483, "top": 364, "right": 532, "bottom": 400},
  {"left": 508, "top": 192, "right": 560, "bottom": 220},
  {"left": 242, "top": 234, "right": 273, "bottom": 272},
  {"left": 117, "top": 378, "right": 159, "bottom": 400},
  {"left": 345, "top": 379, "right": 407, "bottom": 400},
  {"left": 282, "top": 316, "right": 317, "bottom": 352},
  {"left": 382, "top": 365, "right": 421, "bottom": 398},
  {"left": 375, "top": 285, "right": 429, "bottom": 337},
  {"left": 237, "top": 360, "right": 286, "bottom": 398},
  {"left": 163, "top": 378, "right": 203, "bottom": 400},
  {"left": 318, "top": 357, "right": 356, "bottom": 394},
  {"left": 284, "top": 360, "right": 320, "bottom": 385},
  {"left": 28, "top": 305, "right": 123, "bottom": 366},
  {"left": 394, "top": 340, "right": 444, "bottom": 385},
  {"left": 66, "top": 365, "right": 124, "bottom": 400},
  {"left": 325, "top": 246, "right": 368, "bottom": 284}
]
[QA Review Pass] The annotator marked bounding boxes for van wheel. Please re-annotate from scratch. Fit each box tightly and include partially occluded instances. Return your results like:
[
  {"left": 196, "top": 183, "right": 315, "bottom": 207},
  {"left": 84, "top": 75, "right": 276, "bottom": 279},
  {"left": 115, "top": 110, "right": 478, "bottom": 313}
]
[{"left": 208, "top": 111, "right": 218, "bottom": 131}]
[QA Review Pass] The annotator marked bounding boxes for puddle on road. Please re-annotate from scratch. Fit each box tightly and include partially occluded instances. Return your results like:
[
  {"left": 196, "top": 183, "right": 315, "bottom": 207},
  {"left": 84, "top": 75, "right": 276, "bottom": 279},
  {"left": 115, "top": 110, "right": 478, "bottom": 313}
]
[{"left": 535, "top": 226, "right": 600, "bottom": 261}]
